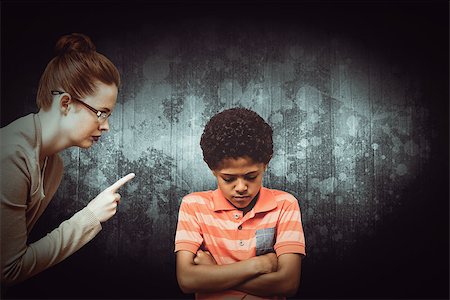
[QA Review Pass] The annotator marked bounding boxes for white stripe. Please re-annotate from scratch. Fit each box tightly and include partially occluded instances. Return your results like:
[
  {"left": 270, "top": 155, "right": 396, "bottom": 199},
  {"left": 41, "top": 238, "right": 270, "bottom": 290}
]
[
  {"left": 259, "top": 211, "right": 279, "bottom": 224},
  {"left": 274, "top": 192, "right": 298, "bottom": 204},
  {"left": 178, "top": 210, "right": 199, "bottom": 223},
  {"left": 175, "top": 230, "right": 203, "bottom": 243},
  {"left": 183, "top": 195, "right": 208, "bottom": 205},
  {"left": 199, "top": 213, "right": 240, "bottom": 229},
  {"left": 203, "top": 233, "right": 256, "bottom": 251},
  {"left": 278, "top": 210, "right": 302, "bottom": 224},
  {"left": 277, "top": 231, "right": 305, "bottom": 243},
  {"left": 216, "top": 256, "right": 238, "bottom": 264}
]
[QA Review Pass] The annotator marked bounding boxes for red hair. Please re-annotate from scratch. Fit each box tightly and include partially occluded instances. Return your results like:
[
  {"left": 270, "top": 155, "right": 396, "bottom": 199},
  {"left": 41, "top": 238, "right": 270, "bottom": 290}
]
[{"left": 36, "top": 33, "right": 120, "bottom": 109}]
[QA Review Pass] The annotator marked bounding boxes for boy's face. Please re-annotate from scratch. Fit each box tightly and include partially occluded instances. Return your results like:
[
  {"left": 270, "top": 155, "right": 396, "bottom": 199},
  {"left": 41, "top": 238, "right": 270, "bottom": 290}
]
[{"left": 213, "top": 156, "right": 267, "bottom": 208}]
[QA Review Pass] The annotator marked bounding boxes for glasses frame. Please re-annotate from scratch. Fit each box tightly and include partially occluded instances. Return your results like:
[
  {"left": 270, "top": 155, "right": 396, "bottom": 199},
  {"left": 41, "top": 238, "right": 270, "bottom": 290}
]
[{"left": 51, "top": 90, "right": 111, "bottom": 122}]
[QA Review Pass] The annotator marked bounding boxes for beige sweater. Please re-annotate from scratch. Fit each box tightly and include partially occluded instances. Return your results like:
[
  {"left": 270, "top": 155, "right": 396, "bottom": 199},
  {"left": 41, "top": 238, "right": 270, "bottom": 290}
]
[{"left": 0, "top": 114, "right": 102, "bottom": 286}]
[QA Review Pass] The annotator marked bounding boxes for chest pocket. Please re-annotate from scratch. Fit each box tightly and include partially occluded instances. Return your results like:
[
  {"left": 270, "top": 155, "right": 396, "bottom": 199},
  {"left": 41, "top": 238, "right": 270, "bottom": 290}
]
[{"left": 255, "top": 227, "right": 276, "bottom": 256}]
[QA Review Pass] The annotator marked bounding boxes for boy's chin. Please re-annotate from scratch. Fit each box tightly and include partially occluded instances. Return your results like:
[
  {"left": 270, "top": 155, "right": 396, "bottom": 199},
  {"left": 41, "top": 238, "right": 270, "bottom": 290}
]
[{"left": 229, "top": 196, "right": 253, "bottom": 207}]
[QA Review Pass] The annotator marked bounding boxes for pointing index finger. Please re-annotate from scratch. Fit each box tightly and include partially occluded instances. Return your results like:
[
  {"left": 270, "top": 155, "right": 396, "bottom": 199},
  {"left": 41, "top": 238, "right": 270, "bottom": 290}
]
[{"left": 108, "top": 173, "right": 135, "bottom": 192}]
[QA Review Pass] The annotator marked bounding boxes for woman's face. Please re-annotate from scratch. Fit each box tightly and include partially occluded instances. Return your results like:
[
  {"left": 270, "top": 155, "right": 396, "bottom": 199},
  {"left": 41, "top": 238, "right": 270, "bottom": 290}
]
[{"left": 65, "top": 82, "right": 118, "bottom": 148}]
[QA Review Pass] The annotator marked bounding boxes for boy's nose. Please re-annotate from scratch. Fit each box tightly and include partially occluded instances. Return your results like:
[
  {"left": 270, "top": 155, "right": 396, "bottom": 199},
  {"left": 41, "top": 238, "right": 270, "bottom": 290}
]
[{"left": 235, "top": 179, "right": 248, "bottom": 193}]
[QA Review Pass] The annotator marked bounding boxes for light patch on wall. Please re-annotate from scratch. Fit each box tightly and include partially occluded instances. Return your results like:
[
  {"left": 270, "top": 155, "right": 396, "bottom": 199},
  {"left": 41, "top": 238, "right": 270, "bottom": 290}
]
[
  {"left": 395, "top": 164, "right": 408, "bottom": 176},
  {"left": 218, "top": 79, "right": 243, "bottom": 105},
  {"left": 346, "top": 115, "right": 359, "bottom": 137},
  {"left": 404, "top": 140, "right": 419, "bottom": 156},
  {"left": 318, "top": 177, "right": 337, "bottom": 195},
  {"left": 288, "top": 45, "right": 305, "bottom": 60},
  {"left": 143, "top": 56, "right": 171, "bottom": 82}
]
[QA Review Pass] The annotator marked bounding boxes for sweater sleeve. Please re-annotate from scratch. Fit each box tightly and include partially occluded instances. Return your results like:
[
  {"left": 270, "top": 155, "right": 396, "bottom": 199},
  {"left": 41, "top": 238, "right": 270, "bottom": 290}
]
[{"left": 0, "top": 148, "right": 102, "bottom": 286}]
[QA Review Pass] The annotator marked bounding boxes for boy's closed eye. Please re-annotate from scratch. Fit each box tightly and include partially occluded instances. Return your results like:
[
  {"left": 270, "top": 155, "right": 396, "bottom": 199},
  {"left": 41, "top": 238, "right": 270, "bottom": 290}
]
[
  {"left": 222, "top": 175, "right": 258, "bottom": 182},
  {"left": 223, "top": 177, "right": 236, "bottom": 183}
]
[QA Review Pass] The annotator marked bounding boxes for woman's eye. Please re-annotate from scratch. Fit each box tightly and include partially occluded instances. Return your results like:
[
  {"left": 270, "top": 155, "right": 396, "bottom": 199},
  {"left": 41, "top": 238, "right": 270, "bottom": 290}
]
[
  {"left": 223, "top": 178, "right": 235, "bottom": 183},
  {"left": 245, "top": 176, "right": 257, "bottom": 181}
]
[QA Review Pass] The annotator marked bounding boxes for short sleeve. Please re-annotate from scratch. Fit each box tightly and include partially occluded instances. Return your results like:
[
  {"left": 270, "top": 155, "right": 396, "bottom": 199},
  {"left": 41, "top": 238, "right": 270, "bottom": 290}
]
[
  {"left": 274, "top": 197, "right": 306, "bottom": 257},
  {"left": 174, "top": 196, "right": 204, "bottom": 254}
]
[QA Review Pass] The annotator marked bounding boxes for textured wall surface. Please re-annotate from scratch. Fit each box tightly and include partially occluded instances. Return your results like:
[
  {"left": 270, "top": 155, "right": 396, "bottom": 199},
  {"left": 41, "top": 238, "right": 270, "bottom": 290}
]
[{"left": 1, "top": 2, "right": 448, "bottom": 299}]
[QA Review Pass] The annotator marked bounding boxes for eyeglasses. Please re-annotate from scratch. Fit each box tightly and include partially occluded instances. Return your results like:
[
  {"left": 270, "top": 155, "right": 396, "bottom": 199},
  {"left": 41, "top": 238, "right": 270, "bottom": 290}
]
[{"left": 51, "top": 90, "right": 111, "bottom": 122}]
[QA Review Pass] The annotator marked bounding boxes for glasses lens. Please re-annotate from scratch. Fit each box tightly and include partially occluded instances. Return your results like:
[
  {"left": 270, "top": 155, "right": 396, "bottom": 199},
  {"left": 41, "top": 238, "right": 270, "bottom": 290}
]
[{"left": 99, "top": 112, "right": 110, "bottom": 123}]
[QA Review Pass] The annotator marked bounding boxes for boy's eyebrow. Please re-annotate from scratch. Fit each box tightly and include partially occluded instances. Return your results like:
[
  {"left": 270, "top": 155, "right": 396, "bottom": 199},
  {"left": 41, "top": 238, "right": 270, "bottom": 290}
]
[{"left": 221, "top": 171, "right": 259, "bottom": 176}]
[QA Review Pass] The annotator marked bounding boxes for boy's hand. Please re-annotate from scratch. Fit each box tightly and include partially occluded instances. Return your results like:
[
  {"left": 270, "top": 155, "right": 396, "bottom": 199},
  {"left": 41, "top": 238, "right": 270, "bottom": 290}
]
[
  {"left": 194, "top": 249, "right": 217, "bottom": 265},
  {"left": 193, "top": 250, "right": 278, "bottom": 274},
  {"left": 254, "top": 252, "right": 278, "bottom": 274}
]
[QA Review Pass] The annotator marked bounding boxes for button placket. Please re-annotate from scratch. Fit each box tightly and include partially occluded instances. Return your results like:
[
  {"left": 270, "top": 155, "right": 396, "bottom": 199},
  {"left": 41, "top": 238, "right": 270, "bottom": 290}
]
[{"left": 234, "top": 212, "right": 245, "bottom": 247}]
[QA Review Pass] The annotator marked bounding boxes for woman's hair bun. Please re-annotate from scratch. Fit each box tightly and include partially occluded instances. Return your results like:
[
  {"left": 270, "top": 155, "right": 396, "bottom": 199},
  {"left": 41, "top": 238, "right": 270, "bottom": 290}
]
[{"left": 54, "top": 33, "right": 96, "bottom": 56}]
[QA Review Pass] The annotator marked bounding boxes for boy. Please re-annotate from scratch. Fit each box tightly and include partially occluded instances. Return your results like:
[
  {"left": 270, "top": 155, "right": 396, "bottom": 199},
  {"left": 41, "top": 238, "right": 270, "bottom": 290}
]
[{"left": 175, "top": 108, "right": 306, "bottom": 299}]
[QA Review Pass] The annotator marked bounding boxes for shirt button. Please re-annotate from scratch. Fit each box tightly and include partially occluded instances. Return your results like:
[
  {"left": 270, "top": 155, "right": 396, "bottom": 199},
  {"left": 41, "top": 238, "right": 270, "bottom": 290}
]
[
  {"left": 234, "top": 214, "right": 240, "bottom": 219},
  {"left": 239, "top": 241, "right": 244, "bottom": 246},
  {"left": 238, "top": 225, "right": 242, "bottom": 230}
]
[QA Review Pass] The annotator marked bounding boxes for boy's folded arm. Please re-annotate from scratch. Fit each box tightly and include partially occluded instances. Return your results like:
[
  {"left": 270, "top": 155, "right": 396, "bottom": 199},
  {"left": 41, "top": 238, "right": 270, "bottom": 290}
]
[
  {"left": 235, "top": 253, "right": 302, "bottom": 297},
  {"left": 176, "top": 250, "right": 275, "bottom": 294}
]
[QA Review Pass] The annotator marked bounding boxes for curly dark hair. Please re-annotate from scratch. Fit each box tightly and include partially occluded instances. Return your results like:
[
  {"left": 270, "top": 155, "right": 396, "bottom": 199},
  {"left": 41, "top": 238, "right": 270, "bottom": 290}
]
[{"left": 200, "top": 107, "right": 273, "bottom": 170}]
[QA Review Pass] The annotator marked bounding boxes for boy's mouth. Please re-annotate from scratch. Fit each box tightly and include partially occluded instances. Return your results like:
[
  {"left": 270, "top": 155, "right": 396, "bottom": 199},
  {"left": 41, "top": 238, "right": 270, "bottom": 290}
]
[{"left": 233, "top": 195, "right": 251, "bottom": 199}]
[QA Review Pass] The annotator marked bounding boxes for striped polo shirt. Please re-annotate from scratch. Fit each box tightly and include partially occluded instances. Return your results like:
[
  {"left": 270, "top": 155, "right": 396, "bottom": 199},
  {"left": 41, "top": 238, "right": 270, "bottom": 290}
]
[{"left": 175, "top": 186, "right": 306, "bottom": 299}]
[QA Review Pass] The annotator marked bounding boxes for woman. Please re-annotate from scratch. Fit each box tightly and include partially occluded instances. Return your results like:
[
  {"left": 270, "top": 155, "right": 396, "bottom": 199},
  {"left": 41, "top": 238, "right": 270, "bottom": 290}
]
[{"left": 0, "top": 33, "right": 134, "bottom": 285}]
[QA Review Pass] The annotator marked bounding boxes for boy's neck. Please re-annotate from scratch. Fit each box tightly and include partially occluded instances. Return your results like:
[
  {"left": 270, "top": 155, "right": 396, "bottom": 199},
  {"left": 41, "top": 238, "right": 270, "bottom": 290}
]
[{"left": 231, "top": 192, "right": 260, "bottom": 216}]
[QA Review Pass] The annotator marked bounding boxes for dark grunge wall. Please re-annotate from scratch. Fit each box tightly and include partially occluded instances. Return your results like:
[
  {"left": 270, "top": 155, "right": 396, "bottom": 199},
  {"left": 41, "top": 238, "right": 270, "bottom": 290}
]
[{"left": 1, "top": 1, "right": 448, "bottom": 299}]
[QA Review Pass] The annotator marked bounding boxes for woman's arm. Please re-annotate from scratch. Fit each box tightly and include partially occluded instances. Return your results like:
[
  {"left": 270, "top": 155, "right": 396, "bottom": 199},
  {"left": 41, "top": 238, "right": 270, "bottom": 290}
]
[{"left": 0, "top": 153, "right": 102, "bottom": 286}]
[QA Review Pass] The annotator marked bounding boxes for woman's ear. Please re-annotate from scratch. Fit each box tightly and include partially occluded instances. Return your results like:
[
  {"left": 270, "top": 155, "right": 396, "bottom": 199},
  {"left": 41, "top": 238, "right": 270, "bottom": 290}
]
[{"left": 59, "top": 94, "right": 71, "bottom": 115}]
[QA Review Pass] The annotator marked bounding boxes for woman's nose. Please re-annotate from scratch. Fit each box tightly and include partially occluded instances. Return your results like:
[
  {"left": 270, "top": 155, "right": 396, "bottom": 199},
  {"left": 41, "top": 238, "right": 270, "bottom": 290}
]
[{"left": 99, "top": 118, "right": 110, "bottom": 131}]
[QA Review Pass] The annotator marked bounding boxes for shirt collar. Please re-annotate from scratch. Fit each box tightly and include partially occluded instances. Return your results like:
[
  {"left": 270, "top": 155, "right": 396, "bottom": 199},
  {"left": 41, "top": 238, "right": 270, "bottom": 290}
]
[{"left": 212, "top": 187, "right": 277, "bottom": 213}]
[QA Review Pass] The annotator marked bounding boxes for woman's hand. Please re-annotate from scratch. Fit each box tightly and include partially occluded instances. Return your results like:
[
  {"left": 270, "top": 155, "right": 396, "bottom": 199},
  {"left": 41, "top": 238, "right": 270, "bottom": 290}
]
[{"left": 86, "top": 173, "right": 135, "bottom": 222}]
